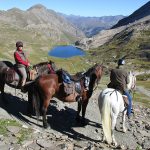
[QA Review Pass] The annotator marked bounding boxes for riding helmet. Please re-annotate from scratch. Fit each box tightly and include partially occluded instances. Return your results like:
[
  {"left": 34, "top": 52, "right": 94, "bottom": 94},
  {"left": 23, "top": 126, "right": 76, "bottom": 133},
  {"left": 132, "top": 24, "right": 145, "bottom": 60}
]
[
  {"left": 118, "top": 59, "right": 125, "bottom": 66},
  {"left": 16, "top": 41, "right": 23, "bottom": 47}
]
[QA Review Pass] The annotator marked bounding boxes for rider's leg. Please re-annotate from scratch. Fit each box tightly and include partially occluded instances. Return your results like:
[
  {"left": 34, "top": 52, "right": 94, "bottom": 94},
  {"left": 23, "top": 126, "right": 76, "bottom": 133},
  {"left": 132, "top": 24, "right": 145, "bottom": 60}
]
[
  {"left": 18, "top": 67, "right": 27, "bottom": 87},
  {"left": 124, "top": 90, "right": 132, "bottom": 118}
]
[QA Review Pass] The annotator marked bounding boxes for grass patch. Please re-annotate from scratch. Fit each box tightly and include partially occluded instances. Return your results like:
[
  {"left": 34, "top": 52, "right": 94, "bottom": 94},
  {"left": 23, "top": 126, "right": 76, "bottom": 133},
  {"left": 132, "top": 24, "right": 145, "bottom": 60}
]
[
  {"left": 0, "top": 119, "right": 32, "bottom": 144},
  {"left": 136, "top": 74, "right": 150, "bottom": 81},
  {"left": 137, "top": 80, "right": 150, "bottom": 89},
  {"left": 17, "top": 128, "right": 33, "bottom": 144},
  {"left": 0, "top": 119, "right": 20, "bottom": 135},
  {"left": 133, "top": 92, "right": 150, "bottom": 108},
  {"left": 48, "top": 56, "right": 91, "bottom": 74}
]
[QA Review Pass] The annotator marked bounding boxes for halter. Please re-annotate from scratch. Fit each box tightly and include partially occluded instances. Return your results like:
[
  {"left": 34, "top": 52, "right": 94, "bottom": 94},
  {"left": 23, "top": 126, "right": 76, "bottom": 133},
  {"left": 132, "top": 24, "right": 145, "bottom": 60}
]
[{"left": 47, "top": 64, "right": 55, "bottom": 74}]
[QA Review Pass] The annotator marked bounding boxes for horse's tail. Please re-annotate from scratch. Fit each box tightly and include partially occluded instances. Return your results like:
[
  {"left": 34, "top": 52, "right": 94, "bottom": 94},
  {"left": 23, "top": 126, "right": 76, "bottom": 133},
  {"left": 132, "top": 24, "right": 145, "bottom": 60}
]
[
  {"left": 32, "top": 83, "right": 41, "bottom": 121},
  {"left": 99, "top": 93, "right": 112, "bottom": 144}
]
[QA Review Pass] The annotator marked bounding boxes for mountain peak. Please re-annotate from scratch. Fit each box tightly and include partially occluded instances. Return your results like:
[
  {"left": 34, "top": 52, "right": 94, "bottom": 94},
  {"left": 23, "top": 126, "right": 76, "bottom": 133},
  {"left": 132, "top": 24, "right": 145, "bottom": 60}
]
[
  {"left": 27, "top": 4, "right": 47, "bottom": 11},
  {"left": 7, "top": 7, "right": 22, "bottom": 12}
]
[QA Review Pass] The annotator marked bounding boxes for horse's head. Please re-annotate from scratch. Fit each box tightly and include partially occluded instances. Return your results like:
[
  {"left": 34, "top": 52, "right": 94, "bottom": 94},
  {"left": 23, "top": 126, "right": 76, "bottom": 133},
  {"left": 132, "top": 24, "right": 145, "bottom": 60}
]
[
  {"left": 127, "top": 71, "right": 136, "bottom": 91},
  {"left": 94, "top": 64, "right": 103, "bottom": 83},
  {"left": 85, "top": 63, "right": 103, "bottom": 89}
]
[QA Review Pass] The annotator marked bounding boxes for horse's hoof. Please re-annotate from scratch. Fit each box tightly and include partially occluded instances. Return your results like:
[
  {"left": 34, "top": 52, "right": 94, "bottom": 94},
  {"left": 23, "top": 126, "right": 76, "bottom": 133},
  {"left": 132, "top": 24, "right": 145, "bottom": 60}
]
[
  {"left": 26, "top": 112, "right": 32, "bottom": 117},
  {"left": 43, "top": 123, "right": 50, "bottom": 129},
  {"left": 123, "top": 128, "right": 127, "bottom": 133},
  {"left": 112, "top": 141, "right": 117, "bottom": 147}
]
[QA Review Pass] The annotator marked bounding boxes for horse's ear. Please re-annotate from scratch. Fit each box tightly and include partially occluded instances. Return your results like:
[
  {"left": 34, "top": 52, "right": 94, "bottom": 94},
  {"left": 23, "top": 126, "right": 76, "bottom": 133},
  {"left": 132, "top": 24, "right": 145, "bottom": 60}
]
[
  {"left": 129, "top": 71, "right": 132, "bottom": 75},
  {"left": 102, "top": 65, "right": 106, "bottom": 69}
]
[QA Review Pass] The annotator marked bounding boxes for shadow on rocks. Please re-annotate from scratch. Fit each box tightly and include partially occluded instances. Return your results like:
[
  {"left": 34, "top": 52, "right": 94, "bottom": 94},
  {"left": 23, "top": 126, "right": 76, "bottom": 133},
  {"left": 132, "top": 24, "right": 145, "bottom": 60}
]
[
  {"left": 46, "top": 103, "right": 101, "bottom": 143},
  {"left": 0, "top": 93, "right": 37, "bottom": 126}
]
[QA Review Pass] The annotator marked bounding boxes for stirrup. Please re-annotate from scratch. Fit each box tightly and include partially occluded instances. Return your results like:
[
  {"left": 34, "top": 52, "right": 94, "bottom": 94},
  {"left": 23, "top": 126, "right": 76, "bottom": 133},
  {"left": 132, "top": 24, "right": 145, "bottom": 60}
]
[{"left": 21, "top": 86, "right": 26, "bottom": 93}]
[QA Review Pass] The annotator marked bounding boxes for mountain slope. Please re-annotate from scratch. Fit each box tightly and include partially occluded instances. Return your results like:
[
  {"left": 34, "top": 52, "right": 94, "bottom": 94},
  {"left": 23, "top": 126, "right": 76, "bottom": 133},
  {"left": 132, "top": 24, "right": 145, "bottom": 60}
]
[
  {"left": 0, "top": 4, "right": 85, "bottom": 63},
  {"left": 74, "top": 2, "right": 150, "bottom": 71},
  {"left": 112, "top": 1, "right": 150, "bottom": 28},
  {"left": 63, "top": 15, "right": 124, "bottom": 37},
  {"left": 0, "top": 4, "right": 85, "bottom": 41},
  {"left": 88, "top": 17, "right": 150, "bottom": 71}
]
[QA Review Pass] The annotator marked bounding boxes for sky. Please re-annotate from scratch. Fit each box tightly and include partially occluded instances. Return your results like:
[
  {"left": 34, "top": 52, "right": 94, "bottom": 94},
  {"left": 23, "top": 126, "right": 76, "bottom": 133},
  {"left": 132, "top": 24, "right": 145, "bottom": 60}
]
[{"left": 0, "top": 0, "right": 149, "bottom": 17}]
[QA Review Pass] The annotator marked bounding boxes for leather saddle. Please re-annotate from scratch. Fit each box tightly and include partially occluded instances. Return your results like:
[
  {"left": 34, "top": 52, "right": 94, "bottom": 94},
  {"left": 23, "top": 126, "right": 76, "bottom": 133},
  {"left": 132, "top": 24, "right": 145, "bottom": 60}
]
[
  {"left": 107, "top": 84, "right": 129, "bottom": 107},
  {"left": 61, "top": 70, "right": 82, "bottom": 95},
  {"left": 63, "top": 81, "right": 81, "bottom": 95},
  {"left": 61, "top": 69, "right": 84, "bottom": 83},
  {"left": 122, "top": 95, "right": 129, "bottom": 107}
]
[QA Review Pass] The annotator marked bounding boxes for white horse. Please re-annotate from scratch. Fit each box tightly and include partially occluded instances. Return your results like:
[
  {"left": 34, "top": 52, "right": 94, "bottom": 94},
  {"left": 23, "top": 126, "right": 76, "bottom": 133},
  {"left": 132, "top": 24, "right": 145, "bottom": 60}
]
[
  {"left": 127, "top": 71, "right": 136, "bottom": 91},
  {"left": 98, "top": 71, "right": 136, "bottom": 146}
]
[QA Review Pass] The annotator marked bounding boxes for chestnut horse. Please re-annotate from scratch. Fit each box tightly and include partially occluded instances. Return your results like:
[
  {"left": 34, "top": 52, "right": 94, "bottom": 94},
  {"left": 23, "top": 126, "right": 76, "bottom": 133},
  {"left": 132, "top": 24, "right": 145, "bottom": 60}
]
[
  {"left": 0, "top": 60, "right": 56, "bottom": 102},
  {"left": 30, "top": 64, "right": 103, "bottom": 128}
]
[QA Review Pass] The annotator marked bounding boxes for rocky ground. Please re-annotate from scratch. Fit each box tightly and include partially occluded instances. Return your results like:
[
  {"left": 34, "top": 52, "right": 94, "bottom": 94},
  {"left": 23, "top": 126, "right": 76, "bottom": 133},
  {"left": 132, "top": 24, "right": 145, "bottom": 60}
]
[{"left": 0, "top": 85, "right": 150, "bottom": 150}]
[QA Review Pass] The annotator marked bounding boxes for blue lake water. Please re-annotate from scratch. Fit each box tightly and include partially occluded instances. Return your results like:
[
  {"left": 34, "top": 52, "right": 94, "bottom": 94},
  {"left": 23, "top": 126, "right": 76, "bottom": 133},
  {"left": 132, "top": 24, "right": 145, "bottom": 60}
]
[{"left": 48, "top": 45, "right": 85, "bottom": 58}]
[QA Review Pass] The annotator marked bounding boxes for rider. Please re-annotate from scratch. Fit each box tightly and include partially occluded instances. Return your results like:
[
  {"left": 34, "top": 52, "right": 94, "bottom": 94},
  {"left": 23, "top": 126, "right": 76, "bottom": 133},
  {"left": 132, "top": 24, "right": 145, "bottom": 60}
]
[
  {"left": 108, "top": 58, "right": 132, "bottom": 119},
  {"left": 14, "top": 41, "right": 31, "bottom": 89}
]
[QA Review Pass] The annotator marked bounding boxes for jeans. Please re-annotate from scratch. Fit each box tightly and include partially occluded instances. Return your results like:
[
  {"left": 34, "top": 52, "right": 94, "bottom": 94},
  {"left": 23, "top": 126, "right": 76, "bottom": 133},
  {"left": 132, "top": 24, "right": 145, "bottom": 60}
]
[
  {"left": 18, "top": 67, "right": 27, "bottom": 80},
  {"left": 123, "top": 90, "right": 132, "bottom": 117}
]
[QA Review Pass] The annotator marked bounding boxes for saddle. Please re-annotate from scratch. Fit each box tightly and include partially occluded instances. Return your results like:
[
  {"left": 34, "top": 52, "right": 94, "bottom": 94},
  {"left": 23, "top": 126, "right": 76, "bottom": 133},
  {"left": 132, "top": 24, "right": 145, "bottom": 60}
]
[
  {"left": 61, "top": 70, "right": 82, "bottom": 95},
  {"left": 63, "top": 81, "right": 81, "bottom": 95},
  {"left": 122, "top": 95, "right": 129, "bottom": 107},
  {"left": 27, "top": 69, "right": 37, "bottom": 81},
  {"left": 61, "top": 69, "right": 84, "bottom": 83},
  {"left": 61, "top": 69, "right": 90, "bottom": 95},
  {"left": 107, "top": 83, "right": 129, "bottom": 107}
]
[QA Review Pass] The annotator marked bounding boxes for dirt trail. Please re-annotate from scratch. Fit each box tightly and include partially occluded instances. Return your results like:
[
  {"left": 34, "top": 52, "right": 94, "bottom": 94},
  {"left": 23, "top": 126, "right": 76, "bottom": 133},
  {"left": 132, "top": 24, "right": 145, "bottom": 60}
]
[
  {"left": 136, "top": 86, "right": 150, "bottom": 98},
  {"left": 0, "top": 85, "right": 149, "bottom": 149}
]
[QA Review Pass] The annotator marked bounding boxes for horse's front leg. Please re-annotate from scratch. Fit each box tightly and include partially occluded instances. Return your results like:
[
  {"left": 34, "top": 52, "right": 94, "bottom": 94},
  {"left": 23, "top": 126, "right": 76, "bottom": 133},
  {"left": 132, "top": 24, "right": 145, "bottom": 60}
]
[
  {"left": 42, "top": 106, "right": 48, "bottom": 129},
  {"left": 27, "top": 89, "right": 33, "bottom": 116},
  {"left": 81, "top": 99, "right": 89, "bottom": 125},
  {"left": 122, "top": 110, "right": 127, "bottom": 133},
  {"left": 42, "top": 100, "right": 50, "bottom": 129},
  {"left": 0, "top": 82, "right": 7, "bottom": 104}
]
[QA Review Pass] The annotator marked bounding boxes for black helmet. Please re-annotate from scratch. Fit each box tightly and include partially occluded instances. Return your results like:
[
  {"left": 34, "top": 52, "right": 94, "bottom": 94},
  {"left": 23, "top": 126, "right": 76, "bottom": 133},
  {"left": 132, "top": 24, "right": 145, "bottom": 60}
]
[
  {"left": 118, "top": 59, "right": 125, "bottom": 66},
  {"left": 16, "top": 41, "right": 23, "bottom": 47}
]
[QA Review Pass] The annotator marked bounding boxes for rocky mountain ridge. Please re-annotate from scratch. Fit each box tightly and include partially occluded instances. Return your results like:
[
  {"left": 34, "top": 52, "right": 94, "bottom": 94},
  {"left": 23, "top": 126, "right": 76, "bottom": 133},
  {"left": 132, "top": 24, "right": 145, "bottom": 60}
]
[
  {"left": 112, "top": 1, "right": 150, "bottom": 28},
  {"left": 62, "top": 14, "right": 125, "bottom": 37},
  {"left": 0, "top": 4, "right": 85, "bottom": 46},
  {"left": 75, "top": 2, "right": 150, "bottom": 52}
]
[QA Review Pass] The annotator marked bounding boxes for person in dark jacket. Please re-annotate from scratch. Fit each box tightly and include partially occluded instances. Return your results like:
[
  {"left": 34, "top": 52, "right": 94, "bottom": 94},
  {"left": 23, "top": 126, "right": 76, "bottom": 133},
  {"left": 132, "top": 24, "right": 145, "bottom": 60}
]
[
  {"left": 108, "top": 59, "right": 132, "bottom": 119},
  {"left": 14, "top": 41, "right": 30, "bottom": 88}
]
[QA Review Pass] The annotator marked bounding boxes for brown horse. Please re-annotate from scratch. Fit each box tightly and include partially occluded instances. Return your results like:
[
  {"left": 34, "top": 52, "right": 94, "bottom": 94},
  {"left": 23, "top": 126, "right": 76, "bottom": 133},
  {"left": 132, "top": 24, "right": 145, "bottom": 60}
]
[
  {"left": 30, "top": 64, "right": 103, "bottom": 128},
  {"left": 0, "top": 60, "right": 56, "bottom": 102}
]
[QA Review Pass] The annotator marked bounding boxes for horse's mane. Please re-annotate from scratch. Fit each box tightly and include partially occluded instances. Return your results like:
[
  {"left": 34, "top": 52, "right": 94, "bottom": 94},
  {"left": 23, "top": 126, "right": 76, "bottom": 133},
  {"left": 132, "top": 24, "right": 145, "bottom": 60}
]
[
  {"left": 33, "top": 61, "right": 53, "bottom": 67},
  {"left": 85, "top": 64, "right": 98, "bottom": 75}
]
